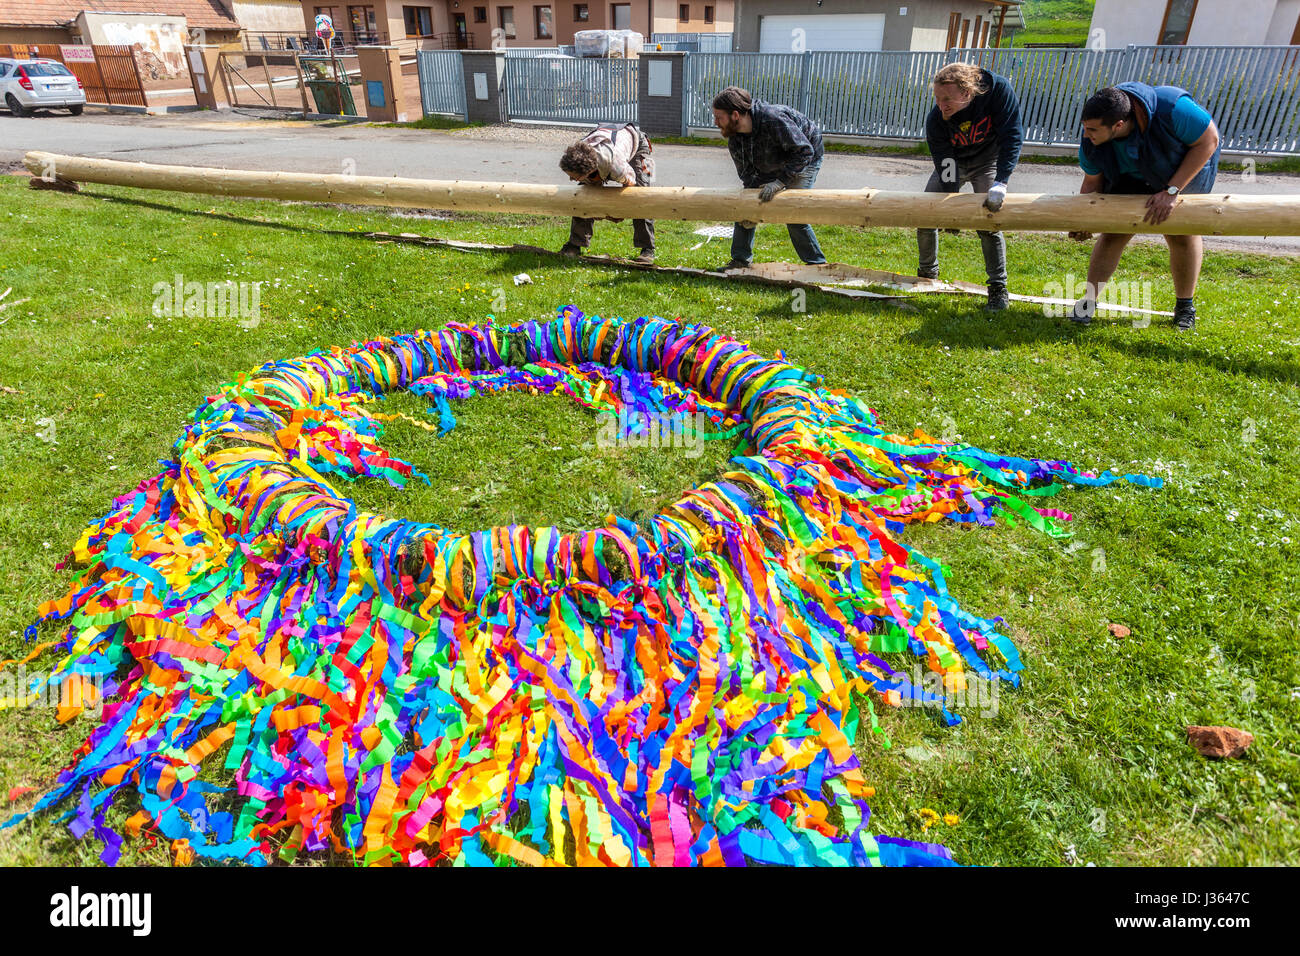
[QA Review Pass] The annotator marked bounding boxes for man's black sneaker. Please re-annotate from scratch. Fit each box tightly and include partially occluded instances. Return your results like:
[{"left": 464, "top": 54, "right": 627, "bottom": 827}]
[
  {"left": 1069, "top": 298, "right": 1094, "bottom": 325},
  {"left": 1174, "top": 301, "right": 1196, "bottom": 331},
  {"left": 917, "top": 267, "right": 939, "bottom": 281},
  {"left": 714, "top": 259, "right": 751, "bottom": 272},
  {"left": 559, "top": 243, "right": 584, "bottom": 257},
  {"left": 986, "top": 284, "right": 1010, "bottom": 311}
]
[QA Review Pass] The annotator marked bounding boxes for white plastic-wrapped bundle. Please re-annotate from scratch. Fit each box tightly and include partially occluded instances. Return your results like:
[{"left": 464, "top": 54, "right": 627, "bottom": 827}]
[
  {"left": 619, "top": 30, "right": 644, "bottom": 57},
  {"left": 574, "top": 29, "right": 643, "bottom": 57}
]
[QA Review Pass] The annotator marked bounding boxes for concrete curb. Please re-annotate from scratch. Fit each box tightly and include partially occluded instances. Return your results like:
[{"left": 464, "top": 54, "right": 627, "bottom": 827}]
[{"left": 85, "top": 103, "right": 201, "bottom": 116}]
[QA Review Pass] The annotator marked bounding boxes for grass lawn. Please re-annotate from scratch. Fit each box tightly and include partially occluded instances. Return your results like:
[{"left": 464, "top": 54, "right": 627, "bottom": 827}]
[
  {"left": 1008, "top": 0, "right": 1096, "bottom": 47},
  {"left": 0, "top": 171, "right": 1297, "bottom": 866}
]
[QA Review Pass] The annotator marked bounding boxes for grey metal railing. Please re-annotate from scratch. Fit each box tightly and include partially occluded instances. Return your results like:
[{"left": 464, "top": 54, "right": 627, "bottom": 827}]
[
  {"left": 504, "top": 45, "right": 577, "bottom": 57},
  {"left": 650, "top": 32, "right": 732, "bottom": 53},
  {"left": 415, "top": 45, "right": 1300, "bottom": 154},
  {"left": 502, "top": 55, "right": 638, "bottom": 124},
  {"left": 686, "top": 45, "right": 1300, "bottom": 154},
  {"left": 416, "top": 50, "right": 467, "bottom": 119}
]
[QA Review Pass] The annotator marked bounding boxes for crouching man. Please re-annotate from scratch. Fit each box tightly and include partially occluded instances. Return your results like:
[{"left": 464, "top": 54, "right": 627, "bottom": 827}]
[
  {"left": 1070, "top": 84, "right": 1221, "bottom": 330},
  {"left": 559, "top": 122, "right": 656, "bottom": 264}
]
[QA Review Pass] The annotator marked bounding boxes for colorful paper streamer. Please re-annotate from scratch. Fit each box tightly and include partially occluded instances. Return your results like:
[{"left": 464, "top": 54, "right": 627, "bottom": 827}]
[{"left": 1, "top": 306, "right": 1158, "bottom": 866}]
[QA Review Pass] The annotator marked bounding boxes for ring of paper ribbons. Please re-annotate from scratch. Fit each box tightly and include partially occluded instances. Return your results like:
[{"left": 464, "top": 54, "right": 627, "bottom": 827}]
[{"left": 4, "top": 305, "right": 1157, "bottom": 867}]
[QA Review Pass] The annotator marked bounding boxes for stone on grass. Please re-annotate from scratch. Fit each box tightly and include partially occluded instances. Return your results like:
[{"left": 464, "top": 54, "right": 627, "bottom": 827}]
[{"left": 1186, "top": 725, "right": 1254, "bottom": 759}]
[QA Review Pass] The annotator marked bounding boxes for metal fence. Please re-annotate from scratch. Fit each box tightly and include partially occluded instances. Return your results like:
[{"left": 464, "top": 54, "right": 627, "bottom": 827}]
[
  {"left": 505, "top": 46, "right": 577, "bottom": 57},
  {"left": 414, "top": 44, "right": 1300, "bottom": 154},
  {"left": 650, "top": 32, "right": 732, "bottom": 53},
  {"left": 686, "top": 46, "right": 1300, "bottom": 153},
  {"left": 416, "top": 50, "right": 466, "bottom": 118},
  {"left": 960, "top": 45, "right": 1300, "bottom": 154},
  {"left": 502, "top": 55, "right": 638, "bottom": 124}
]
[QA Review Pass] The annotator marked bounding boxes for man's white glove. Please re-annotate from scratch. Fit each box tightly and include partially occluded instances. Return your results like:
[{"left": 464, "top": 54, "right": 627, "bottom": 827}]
[
  {"left": 983, "top": 182, "right": 1007, "bottom": 212},
  {"left": 758, "top": 181, "right": 786, "bottom": 203}
]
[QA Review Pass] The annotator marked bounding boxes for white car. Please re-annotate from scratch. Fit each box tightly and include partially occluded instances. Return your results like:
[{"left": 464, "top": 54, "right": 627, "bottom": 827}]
[{"left": 0, "top": 58, "right": 86, "bottom": 116}]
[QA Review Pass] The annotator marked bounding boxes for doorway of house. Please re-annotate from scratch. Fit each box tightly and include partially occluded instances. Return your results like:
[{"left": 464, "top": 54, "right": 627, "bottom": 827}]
[{"left": 454, "top": 13, "right": 469, "bottom": 48}]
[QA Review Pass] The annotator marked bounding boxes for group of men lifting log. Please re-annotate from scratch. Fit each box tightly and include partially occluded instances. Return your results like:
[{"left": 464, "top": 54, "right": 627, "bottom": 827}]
[{"left": 556, "top": 63, "right": 1223, "bottom": 331}]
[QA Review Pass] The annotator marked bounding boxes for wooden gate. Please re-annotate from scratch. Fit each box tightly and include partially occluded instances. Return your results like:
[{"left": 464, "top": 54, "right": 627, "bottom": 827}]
[
  {"left": 85, "top": 45, "right": 146, "bottom": 106},
  {"left": 0, "top": 42, "right": 146, "bottom": 106}
]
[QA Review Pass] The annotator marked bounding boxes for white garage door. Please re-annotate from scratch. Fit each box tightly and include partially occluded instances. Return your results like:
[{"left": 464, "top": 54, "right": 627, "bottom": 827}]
[{"left": 758, "top": 13, "right": 886, "bottom": 52}]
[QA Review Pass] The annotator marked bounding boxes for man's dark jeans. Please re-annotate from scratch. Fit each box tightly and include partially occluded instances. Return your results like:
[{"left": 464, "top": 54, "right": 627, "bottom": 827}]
[{"left": 730, "top": 158, "right": 827, "bottom": 265}]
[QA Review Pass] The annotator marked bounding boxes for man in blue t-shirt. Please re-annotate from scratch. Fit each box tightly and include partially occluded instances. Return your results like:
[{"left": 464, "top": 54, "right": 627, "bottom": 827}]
[{"left": 1069, "top": 84, "right": 1221, "bottom": 331}]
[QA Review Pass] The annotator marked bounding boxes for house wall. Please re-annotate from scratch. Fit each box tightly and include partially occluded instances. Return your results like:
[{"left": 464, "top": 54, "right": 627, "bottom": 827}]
[
  {"left": 76, "top": 12, "right": 190, "bottom": 76},
  {"left": 733, "top": 0, "right": 1010, "bottom": 51},
  {"left": 908, "top": 1, "right": 1004, "bottom": 50},
  {"left": 1264, "top": 0, "right": 1299, "bottom": 43},
  {"left": 0, "top": 27, "right": 73, "bottom": 45},
  {"left": 1088, "top": 0, "right": 1166, "bottom": 48},
  {"left": 1187, "top": 0, "right": 1277, "bottom": 45},
  {"left": 232, "top": 0, "right": 307, "bottom": 33},
  {"left": 299, "top": 0, "right": 732, "bottom": 51},
  {"left": 652, "top": 0, "right": 732, "bottom": 34},
  {"left": 1090, "top": 0, "right": 1293, "bottom": 48}
]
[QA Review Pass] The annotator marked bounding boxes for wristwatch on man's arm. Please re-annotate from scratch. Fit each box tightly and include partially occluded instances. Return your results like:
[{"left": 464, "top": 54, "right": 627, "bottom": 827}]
[{"left": 1165, "top": 184, "right": 1180, "bottom": 196}]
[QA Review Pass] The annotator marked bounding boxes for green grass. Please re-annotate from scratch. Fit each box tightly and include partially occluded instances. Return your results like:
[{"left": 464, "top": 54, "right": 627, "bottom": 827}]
[
  {"left": 1222, "top": 156, "right": 1300, "bottom": 175},
  {"left": 1006, "top": 0, "right": 1096, "bottom": 47},
  {"left": 374, "top": 114, "right": 484, "bottom": 131},
  {"left": 1, "top": 173, "right": 1298, "bottom": 867}
]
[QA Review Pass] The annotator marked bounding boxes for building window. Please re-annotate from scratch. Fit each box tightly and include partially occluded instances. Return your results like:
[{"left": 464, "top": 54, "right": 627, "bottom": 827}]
[
  {"left": 402, "top": 5, "right": 432, "bottom": 36},
  {"left": 1158, "top": 0, "right": 1197, "bottom": 45},
  {"left": 474, "top": 5, "right": 487, "bottom": 22},
  {"left": 679, "top": 4, "right": 689, "bottom": 22},
  {"left": 499, "top": 5, "right": 516, "bottom": 38},
  {"left": 348, "top": 5, "right": 377, "bottom": 40},
  {"left": 611, "top": 2, "right": 630, "bottom": 30},
  {"left": 574, "top": 2, "right": 588, "bottom": 21},
  {"left": 535, "top": 4, "right": 553, "bottom": 37},
  {"left": 704, "top": 5, "right": 713, "bottom": 24}
]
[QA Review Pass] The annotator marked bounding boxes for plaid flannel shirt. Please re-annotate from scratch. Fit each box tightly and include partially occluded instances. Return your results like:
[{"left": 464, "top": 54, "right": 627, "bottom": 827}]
[{"left": 726, "top": 100, "right": 824, "bottom": 188}]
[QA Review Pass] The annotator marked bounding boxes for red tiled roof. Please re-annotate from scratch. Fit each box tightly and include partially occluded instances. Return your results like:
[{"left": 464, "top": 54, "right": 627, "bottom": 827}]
[{"left": 0, "top": 1, "right": 239, "bottom": 30}]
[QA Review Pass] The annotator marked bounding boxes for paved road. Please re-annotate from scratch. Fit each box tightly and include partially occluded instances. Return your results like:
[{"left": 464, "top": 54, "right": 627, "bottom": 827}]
[{"left": 4, "top": 109, "right": 1297, "bottom": 255}]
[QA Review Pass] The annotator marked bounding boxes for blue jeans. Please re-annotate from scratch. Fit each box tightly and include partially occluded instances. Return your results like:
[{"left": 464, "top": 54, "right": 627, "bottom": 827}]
[{"left": 731, "top": 159, "right": 827, "bottom": 265}]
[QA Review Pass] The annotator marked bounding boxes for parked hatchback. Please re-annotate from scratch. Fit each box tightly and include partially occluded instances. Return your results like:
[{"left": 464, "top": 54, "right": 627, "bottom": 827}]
[{"left": 0, "top": 58, "right": 86, "bottom": 116}]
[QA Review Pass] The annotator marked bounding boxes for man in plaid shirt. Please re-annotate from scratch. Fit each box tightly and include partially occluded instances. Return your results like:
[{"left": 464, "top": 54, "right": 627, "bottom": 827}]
[{"left": 711, "top": 86, "right": 828, "bottom": 272}]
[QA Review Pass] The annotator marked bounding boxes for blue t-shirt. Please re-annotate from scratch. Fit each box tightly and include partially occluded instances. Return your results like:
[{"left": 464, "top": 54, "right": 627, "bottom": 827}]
[{"left": 1079, "top": 95, "right": 1212, "bottom": 176}]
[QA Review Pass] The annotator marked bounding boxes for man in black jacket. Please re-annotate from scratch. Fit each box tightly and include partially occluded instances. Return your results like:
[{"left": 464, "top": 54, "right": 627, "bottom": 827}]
[
  {"left": 711, "top": 86, "right": 828, "bottom": 272},
  {"left": 919, "top": 63, "right": 1024, "bottom": 311}
]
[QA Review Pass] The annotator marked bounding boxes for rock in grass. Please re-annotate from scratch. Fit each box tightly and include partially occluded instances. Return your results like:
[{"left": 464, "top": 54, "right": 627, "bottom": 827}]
[
  {"left": 1108, "top": 623, "right": 1131, "bottom": 638},
  {"left": 1186, "top": 725, "right": 1254, "bottom": 759}
]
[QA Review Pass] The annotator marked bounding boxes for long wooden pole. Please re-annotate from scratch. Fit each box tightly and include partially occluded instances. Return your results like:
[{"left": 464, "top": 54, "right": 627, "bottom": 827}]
[{"left": 23, "top": 150, "right": 1300, "bottom": 236}]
